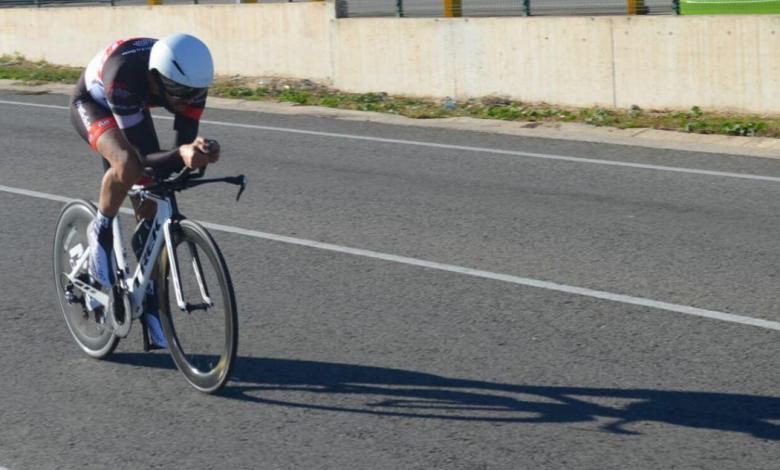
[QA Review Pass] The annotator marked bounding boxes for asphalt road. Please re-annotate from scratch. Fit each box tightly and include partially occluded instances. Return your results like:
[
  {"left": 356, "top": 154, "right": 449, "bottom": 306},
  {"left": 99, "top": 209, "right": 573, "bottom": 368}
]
[{"left": 0, "top": 89, "right": 778, "bottom": 469}]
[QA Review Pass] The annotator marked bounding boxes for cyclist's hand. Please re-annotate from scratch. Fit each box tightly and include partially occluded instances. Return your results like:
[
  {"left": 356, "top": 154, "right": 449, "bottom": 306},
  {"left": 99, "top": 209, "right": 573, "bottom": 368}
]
[
  {"left": 179, "top": 138, "right": 211, "bottom": 169},
  {"left": 203, "top": 138, "right": 220, "bottom": 163}
]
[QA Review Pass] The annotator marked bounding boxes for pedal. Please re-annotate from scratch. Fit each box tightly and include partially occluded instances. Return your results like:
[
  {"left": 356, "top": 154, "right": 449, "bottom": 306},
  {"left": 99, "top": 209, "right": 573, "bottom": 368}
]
[{"left": 186, "top": 302, "right": 212, "bottom": 313}]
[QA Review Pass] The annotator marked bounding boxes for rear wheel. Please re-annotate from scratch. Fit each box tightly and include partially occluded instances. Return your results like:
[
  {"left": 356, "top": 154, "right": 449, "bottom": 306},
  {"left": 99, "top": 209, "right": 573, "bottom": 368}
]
[
  {"left": 158, "top": 219, "right": 238, "bottom": 393},
  {"left": 52, "top": 200, "right": 119, "bottom": 358}
]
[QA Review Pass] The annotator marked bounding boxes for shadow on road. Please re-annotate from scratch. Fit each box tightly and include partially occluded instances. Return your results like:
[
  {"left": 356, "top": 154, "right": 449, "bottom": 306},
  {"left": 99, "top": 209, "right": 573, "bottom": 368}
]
[{"left": 110, "top": 353, "right": 780, "bottom": 439}]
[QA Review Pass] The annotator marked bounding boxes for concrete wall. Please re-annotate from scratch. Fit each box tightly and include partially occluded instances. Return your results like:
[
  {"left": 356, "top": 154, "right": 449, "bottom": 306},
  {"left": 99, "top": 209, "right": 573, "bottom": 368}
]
[
  {"left": 332, "top": 17, "right": 616, "bottom": 108},
  {"left": 0, "top": 4, "right": 778, "bottom": 113},
  {"left": 612, "top": 15, "right": 780, "bottom": 113},
  {"left": 0, "top": 4, "right": 333, "bottom": 80}
]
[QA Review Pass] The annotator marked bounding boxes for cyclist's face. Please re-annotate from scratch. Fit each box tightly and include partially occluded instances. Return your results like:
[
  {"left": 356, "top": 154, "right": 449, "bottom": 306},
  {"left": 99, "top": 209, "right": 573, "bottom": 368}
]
[{"left": 152, "top": 72, "right": 207, "bottom": 111}]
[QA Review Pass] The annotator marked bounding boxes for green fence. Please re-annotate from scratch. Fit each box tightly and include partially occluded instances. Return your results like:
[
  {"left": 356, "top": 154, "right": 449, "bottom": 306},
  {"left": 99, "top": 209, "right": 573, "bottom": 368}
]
[{"left": 680, "top": 0, "right": 780, "bottom": 14}]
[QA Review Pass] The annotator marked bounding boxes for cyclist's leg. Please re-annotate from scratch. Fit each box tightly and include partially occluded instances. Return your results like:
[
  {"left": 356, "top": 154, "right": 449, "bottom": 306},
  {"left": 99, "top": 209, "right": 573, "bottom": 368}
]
[
  {"left": 121, "top": 110, "right": 167, "bottom": 347},
  {"left": 94, "top": 128, "right": 145, "bottom": 217},
  {"left": 69, "top": 73, "right": 143, "bottom": 217},
  {"left": 70, "top": 79, "right": 126, "bottom": 286}
]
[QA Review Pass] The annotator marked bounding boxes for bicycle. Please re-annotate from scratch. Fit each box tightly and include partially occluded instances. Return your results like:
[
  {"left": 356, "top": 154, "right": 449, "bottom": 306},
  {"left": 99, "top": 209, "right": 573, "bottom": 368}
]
[{"left": 52, "top": 167, "right": 246, "bottom": 393}]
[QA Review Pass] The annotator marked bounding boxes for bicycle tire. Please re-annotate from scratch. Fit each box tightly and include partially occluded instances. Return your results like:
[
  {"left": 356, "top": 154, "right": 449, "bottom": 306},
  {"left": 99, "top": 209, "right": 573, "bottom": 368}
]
[
  {"left": 157, "top": 219, "right": 238, "bottom": 393},
  {"left": 52, "top": 200, "right": 119, "bottom": 358}
]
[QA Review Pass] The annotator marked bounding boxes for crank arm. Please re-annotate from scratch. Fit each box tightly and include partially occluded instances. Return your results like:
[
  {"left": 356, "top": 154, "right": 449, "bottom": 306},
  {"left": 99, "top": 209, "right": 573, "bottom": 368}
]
[{"left": 65, "top": 273, "right": 109, "bottom": 309}]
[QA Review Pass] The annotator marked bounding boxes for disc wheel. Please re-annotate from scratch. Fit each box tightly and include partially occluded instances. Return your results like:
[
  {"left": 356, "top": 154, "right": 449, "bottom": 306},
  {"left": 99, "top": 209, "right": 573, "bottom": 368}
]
[{"left": 53, "top": 200, "right": 118, "bottom": 358}]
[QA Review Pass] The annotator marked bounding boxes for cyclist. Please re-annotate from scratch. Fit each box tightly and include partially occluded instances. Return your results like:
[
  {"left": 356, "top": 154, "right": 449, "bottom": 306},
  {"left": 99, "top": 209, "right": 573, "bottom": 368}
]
[{"left": 69, "top": 33, "right": 221, "bottom": 348}]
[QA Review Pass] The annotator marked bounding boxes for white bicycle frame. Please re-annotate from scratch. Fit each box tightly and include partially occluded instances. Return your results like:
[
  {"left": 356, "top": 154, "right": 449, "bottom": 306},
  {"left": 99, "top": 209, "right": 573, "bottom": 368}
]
[{"left": 65, "top": 185, "right": 213, "bottom": 335}]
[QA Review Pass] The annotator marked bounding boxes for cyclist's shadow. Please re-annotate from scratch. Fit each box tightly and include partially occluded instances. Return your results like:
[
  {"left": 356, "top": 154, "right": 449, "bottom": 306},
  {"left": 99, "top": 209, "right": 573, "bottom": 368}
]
[{"left": 112, "top": 353, "right": 780, "bottom": 439}]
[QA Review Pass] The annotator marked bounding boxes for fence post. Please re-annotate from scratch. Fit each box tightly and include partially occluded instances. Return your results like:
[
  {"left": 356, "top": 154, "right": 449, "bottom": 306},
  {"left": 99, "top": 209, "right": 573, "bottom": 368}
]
[
  {"left": 444, "top": 0, "right": 462, "bottom": 17},
  {"left": 335, "top": 0, "right": 349, "bottom": 17},
  {"left": 627, "top": 0, "right": 648, "bottom": 14},
  {"left": 396, "top": 0, "right": 404, "bottom": 17},
  {"left": 523, "top": 0, "right": 531, "bottom": 16}
]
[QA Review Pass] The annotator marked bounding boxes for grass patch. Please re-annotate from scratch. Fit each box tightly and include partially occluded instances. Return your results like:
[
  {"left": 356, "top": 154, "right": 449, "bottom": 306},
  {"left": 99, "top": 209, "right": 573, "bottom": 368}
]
[
  {"left": 4, "top": 55, "right": 780, "bottom": 138},
  {"left": 0, "top": 54, "right": 82, "bottom": 83}
]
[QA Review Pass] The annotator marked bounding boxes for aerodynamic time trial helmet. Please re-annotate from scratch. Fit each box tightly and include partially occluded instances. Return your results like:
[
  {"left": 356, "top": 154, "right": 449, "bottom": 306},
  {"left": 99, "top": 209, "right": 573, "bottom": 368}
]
[{"left": 149, "top": 33, "right": 214, "bottom": 100}]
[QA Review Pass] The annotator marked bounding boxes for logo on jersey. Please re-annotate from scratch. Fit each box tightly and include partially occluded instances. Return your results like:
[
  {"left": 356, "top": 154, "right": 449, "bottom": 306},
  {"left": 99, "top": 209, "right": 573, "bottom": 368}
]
[
  {"left": 122, "top": 38, "right": 155, "bottom": 56},
  {"left": 75, "top": 100, "right": 92, "bottom": 127},
  {"left": 132, "top": 39, "right": 156, "bottom": 48}
]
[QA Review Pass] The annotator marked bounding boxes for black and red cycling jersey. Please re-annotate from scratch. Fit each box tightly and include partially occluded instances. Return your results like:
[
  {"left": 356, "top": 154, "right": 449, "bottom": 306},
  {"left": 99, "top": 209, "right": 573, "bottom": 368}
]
[{"left": 70, "top": 37, "right": 207, "bottom": 176}]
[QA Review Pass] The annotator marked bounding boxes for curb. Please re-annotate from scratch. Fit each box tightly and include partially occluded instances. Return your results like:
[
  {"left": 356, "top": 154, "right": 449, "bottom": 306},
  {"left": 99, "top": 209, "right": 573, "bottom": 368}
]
[{"left": 4, "top": 79, "right": 780, "bottom": 160}]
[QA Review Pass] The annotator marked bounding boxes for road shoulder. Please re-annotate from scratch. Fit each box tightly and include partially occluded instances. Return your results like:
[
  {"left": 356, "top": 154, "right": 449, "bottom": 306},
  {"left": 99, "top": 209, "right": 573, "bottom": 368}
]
[{"left": 4, "top": 79, "right": 779, "bottom": 159}]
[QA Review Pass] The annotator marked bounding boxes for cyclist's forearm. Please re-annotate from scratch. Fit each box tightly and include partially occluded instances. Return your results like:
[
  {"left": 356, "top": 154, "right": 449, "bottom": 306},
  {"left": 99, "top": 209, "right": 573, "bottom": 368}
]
[{"left": 143, "top": 148, "right": 185, "bottom": 174}]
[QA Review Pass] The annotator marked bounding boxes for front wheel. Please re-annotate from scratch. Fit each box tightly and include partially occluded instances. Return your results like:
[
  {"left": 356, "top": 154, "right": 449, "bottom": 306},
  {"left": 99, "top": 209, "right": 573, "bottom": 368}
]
[
  {"left": 52, "top": 200, "right": 119, "bottom": 358},
  {"left": 158, "top": 219, "right": 238, "bottom": 393}
]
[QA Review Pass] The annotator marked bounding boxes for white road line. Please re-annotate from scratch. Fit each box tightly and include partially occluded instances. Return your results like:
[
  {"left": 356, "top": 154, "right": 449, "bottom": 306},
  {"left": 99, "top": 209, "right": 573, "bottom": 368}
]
[
  {"left": 3, "top": 183, "right": 780, "bottom": 332},
  {"left": 2, "top": 98, "right": 780, "bottom": 183}
]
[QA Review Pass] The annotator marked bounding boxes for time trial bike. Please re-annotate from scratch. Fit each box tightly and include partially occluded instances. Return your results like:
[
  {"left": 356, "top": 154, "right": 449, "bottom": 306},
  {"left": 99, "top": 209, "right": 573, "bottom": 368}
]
[{"left": 53, "top": 168, "right": 246, "bottom": 393}]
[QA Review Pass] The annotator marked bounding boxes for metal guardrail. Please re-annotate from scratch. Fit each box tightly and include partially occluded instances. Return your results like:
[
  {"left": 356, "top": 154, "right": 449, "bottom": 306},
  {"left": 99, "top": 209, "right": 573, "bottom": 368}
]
[
  {"left": 337, "top": 0, "right": 676, "bottom": 17},
  {"left": 0, "top": 0, "right": 774, "bottom": 17},
  {"left": 0, "top": 0, "right": 109, "bottom": 5}
]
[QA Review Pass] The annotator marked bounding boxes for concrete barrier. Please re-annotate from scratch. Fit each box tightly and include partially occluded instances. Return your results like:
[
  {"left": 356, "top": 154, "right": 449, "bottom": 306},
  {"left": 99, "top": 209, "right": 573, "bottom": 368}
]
[
  {"left": 332, "top": 17, "right": 616, "bottom": 107},
  {"left": 0, "top": 4, "right": 333, "bottom": 80},
  {"left": 612, "top": 15, "right": 780, "bottom": 113},
  {"left": 0, "top": 3, "right": 778, "bottom": 113}
]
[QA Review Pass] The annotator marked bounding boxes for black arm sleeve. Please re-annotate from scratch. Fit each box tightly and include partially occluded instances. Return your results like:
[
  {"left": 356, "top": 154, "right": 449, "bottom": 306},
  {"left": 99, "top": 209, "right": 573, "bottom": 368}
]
[
  {"left": 143, "top": 148, "right": 185, "bottom": 174},
  {"left": 174, "top": 114, "right": 199, "bottom": 147},
  {"left": 122, "top": 109, "right": 184, "bottom": 175},
  {"left": 122, "top": 110, "right": 160, "bottom": 156}
]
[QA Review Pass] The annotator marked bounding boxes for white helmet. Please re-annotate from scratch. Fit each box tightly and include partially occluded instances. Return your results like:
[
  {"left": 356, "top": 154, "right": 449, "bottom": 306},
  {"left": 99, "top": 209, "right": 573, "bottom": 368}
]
[{"left": 149, "top": 33, "right": 214, "bottom": 89}]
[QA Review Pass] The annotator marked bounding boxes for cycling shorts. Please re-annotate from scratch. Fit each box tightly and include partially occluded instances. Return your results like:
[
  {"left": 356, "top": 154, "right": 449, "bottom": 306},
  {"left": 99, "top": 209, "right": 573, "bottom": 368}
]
[{"left": 69, "top": 72, "right": 118, "bottom": 157}]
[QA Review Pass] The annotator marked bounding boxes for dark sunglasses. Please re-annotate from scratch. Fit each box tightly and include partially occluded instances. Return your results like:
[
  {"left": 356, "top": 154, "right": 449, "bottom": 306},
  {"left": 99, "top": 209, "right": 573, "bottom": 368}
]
[{"left": 159, "top": 74, "right": 208, "bottom": 101}]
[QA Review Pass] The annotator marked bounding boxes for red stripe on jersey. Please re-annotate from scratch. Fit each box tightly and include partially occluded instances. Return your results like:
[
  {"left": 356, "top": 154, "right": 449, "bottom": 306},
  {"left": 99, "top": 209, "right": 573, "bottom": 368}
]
[
  {"left": 181, "top": 106, "right": 204, "bottom": 121},
  {"left": 97, "top": 37, "right": 142, "bottom": 81},
  {"left": 97, "top": 39, "right": 126, "bottom": 82},
  {"left": 87, "top": 116, "right": 118, "bottom": 150}
]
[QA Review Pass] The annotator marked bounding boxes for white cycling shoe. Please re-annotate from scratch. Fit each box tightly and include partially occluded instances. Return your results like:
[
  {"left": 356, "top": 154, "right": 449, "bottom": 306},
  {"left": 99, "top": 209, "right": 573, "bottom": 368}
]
[
  {"left": 87, "top": 217, "right": 115, "bottom": 288},
  {"left": 143, "top": 311, "right": 168, "bottom": 349}
]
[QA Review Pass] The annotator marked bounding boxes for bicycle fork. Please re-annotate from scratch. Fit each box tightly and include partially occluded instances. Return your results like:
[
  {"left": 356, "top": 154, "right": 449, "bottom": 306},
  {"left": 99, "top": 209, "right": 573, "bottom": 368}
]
[{"left": 164, "top": 220, "right": 214, "bottom": 313}]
